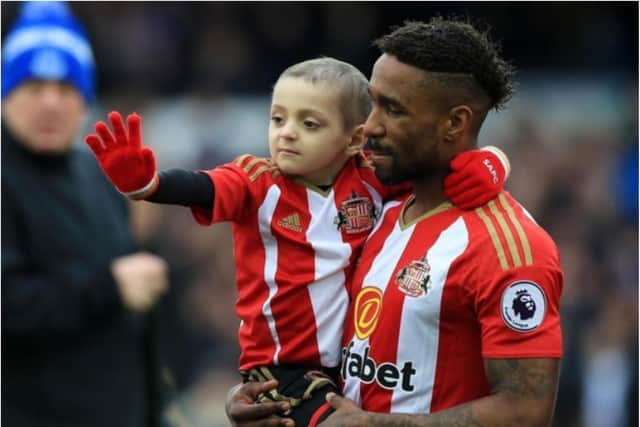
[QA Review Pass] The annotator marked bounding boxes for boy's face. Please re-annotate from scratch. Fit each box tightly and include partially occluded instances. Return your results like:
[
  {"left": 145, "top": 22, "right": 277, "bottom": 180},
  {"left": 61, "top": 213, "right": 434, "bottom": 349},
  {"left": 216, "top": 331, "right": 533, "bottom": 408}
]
[{"left": 269, "top": 77, "right": 359, "bottom": 186}]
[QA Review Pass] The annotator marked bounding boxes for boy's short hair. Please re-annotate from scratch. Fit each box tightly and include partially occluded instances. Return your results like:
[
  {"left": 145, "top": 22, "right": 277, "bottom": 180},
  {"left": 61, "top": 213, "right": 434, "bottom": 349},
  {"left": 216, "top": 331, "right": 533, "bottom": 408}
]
[{"left": 278, "top": 57, "right": 371, "bottom": 130}]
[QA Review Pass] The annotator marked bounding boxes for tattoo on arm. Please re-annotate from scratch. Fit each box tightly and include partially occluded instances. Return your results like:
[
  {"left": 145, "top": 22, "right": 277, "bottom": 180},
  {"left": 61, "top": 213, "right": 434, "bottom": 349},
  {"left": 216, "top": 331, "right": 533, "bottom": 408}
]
[
  {"left": 362, "top": 358, "right": 559, "bottom": 427},
  {"left": 367, "top": 404, "right": 486, "bottom": 427},
  {"left": 485, "top": 358, "right": 559, "bottom": 399}
]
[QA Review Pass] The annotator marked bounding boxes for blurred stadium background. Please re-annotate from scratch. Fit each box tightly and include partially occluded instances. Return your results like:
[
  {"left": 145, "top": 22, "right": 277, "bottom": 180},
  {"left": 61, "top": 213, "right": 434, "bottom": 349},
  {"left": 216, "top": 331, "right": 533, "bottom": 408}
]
[{"left": 2, "top": 2, "right": 637, "bottom": 427}]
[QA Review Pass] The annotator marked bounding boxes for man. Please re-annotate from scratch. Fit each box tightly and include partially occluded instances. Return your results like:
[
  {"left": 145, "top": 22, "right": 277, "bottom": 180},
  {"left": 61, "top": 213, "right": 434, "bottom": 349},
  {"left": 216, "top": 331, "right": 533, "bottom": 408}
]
[
  {"left": 1, "top": 3, "right": 168, "bottom": 427},
  {"left": 227, "top": 17, "right": 563, "bottom": 427}
]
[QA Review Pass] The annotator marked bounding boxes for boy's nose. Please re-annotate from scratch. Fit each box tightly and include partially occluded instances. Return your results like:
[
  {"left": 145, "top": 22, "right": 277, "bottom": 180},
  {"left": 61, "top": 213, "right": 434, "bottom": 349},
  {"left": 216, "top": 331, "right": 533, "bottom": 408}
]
[{"left": 280, "top": 123, "right": 298, "bottom": 140}]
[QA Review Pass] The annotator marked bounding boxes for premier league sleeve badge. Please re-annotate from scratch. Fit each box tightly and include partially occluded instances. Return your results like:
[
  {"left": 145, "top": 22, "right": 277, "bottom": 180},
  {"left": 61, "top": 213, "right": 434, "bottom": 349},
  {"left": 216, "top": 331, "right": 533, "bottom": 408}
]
[{"left": 501, "top": 281, "right": 547, "bottom": 332}]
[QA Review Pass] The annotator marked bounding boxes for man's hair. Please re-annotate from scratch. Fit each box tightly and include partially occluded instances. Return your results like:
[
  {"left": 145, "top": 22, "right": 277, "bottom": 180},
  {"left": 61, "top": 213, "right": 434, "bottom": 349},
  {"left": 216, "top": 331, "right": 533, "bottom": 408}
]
[
  {"left": 278, "top": 57, "right": 371, "bottom": 130},
  {"left": 374, "top": 18, "right": 515, "bottom": 112}
]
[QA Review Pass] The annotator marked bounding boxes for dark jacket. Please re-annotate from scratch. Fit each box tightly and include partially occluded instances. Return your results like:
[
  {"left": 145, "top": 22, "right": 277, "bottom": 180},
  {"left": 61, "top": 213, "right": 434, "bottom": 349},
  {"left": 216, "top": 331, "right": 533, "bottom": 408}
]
[{"left": 1, "top": 124, "right": 154, "bottom": 427}]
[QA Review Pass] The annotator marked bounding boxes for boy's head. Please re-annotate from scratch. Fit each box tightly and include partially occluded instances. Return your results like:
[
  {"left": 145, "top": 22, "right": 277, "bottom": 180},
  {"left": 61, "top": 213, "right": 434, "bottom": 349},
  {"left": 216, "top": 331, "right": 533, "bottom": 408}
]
[{"left": 269, "top": 57, "right": 370, "bottom": 186}]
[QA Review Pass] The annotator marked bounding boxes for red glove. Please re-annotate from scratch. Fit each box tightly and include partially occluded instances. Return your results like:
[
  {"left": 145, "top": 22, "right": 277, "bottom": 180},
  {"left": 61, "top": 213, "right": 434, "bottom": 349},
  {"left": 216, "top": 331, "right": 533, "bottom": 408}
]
[
  {"left": 85, "top": 111, "right": 158, "bottom": 200},
  {"left": 444, "top": 146, "right": 510, "bottom": 210}
]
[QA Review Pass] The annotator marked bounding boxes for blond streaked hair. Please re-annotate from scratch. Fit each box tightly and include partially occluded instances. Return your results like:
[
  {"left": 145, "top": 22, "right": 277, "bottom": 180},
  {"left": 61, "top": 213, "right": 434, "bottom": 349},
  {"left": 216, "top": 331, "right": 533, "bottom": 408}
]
[{"left": 277, "top": 57, "right": 371, "bottom": 130}]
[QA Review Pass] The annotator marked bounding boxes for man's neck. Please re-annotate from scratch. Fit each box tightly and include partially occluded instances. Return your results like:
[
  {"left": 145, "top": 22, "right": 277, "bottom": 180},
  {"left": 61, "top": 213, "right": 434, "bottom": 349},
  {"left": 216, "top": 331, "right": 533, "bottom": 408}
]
[{"left": 404, "top": 175, "right": 447, "bottom": 224}]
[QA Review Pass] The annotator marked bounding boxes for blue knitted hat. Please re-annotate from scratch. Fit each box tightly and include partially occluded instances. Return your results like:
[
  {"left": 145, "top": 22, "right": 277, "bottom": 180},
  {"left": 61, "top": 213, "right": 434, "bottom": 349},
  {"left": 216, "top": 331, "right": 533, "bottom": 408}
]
[{"left": 1, "top": 1, "right": 95, "bottom": 103}]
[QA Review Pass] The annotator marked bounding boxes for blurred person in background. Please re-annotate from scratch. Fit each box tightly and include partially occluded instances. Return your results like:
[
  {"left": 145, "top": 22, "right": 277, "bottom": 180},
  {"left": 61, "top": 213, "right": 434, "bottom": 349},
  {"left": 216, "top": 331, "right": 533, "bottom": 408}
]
[{"left": 1, "top": 2, "right": 169, "bottom": 427}]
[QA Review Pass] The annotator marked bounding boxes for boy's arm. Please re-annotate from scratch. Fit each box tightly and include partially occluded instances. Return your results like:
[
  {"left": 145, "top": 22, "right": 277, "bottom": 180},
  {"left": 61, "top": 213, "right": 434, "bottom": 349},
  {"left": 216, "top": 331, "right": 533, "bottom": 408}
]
[
  {"left": 146, "top": 169, "right": 213, "bottom": 208},
  {"left": 444, "top": 146, "right": 511, "bottom": 210},
  {"left": 85, "top": 111, "right": 213, "bottom": 208},
  {"left": 369, "top": 146, "right": 511, "bottom": 208}
]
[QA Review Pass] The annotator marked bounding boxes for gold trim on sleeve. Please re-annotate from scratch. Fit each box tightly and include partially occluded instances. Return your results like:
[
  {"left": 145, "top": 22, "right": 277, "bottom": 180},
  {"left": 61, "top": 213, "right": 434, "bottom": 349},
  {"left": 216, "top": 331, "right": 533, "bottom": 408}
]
[
  {"left": 249, "top": 165, "right": 272, "bottom": 182},
  {"left": 243, "top": 157, "right": 267, "bottom": 173},
  {"left": 475, "top": 206, "right": 509, "bottom": 270},
  {"left": 498, "top": 193, "right": 533, "bottom": 265},
  {"left": 234, "top": 154, "right": 251, "bottom": 167},
  {"left": 488, "top": 200, "right": 522, "bottom": 267}
]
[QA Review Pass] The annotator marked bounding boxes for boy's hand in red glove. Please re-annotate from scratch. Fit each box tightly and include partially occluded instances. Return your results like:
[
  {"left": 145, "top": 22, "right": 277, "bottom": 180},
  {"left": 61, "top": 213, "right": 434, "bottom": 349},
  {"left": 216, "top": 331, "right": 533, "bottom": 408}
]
[
  {"left": 444, "top": 146, "right": 511, "bottom": 210},
  {"left": 85, "top": 111, "right": 158, "bottom": 200}
]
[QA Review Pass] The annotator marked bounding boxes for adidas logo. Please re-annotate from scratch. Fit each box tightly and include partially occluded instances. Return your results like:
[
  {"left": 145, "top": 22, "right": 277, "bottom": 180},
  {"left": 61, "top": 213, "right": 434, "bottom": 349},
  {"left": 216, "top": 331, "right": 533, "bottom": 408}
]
[{"left": 278, "top": 213, "right": 302, "bottom": 232}]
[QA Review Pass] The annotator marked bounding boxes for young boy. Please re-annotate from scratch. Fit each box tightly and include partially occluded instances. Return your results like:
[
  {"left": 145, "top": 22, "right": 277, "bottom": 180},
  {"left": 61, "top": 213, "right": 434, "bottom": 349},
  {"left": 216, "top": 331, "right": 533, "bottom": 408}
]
[{"left": 86, "top": 57, "right": 510, "bottom": 425}]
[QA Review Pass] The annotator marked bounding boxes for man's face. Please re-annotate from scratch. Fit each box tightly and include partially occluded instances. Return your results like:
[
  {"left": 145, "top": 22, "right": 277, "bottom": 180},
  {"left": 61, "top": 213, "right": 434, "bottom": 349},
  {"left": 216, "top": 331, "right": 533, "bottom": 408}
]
[
  {"left": 2, "top": 80, "right": 86, "bottom": 154},
  {"left": 364, "top": 54, "right": 446, "bottom": 185}
]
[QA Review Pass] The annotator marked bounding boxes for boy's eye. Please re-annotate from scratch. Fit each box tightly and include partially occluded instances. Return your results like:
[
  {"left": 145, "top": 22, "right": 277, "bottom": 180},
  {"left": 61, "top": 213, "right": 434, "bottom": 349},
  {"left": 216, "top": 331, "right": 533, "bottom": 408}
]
[
  {"left": 271, "top": 115, "right": 284, "bottom": 125},
  {"left": 303, "top": 120, "right": 319, "bottom": 129}
]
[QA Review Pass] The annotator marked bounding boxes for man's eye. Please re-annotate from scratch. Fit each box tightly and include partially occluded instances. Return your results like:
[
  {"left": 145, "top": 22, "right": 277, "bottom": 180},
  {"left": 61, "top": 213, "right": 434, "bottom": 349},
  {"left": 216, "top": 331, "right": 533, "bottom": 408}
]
[{"left": 386, "top": 105, "right": 402, "bottom": 116}]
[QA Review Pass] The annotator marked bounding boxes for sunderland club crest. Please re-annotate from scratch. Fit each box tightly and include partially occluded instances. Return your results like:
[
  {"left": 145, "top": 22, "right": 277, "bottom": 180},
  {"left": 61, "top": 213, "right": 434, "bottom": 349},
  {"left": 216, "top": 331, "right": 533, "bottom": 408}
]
[
  {"left": 396, "top": 255, "right": 431, "bottom": 297},
  {"left": 334, "top": 192, "right": 377, "bottom": 234}
]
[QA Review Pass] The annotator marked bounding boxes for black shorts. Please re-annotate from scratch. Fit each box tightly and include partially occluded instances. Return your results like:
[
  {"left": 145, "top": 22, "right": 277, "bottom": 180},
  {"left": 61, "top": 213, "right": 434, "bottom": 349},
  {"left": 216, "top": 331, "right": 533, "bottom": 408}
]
[{"left": 241, "top": 365, "right": 340, "bottom": 426}]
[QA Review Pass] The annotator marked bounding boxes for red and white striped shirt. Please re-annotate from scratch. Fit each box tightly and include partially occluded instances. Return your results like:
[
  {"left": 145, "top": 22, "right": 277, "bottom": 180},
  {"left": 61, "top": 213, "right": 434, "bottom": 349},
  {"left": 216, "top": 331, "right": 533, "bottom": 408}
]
[
  {"left": 193, "top": 154, "right": 406, "bottom": 371},
  {"left": 341, "top": 191, "right": 563, "bottom": 413}
]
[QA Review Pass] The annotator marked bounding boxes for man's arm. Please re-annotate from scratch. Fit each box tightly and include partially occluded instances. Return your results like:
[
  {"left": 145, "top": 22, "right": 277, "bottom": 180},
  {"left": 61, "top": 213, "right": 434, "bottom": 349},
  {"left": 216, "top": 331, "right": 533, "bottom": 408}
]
[{"left": 322, "top": 358, "right": 560, "bottom": 427}]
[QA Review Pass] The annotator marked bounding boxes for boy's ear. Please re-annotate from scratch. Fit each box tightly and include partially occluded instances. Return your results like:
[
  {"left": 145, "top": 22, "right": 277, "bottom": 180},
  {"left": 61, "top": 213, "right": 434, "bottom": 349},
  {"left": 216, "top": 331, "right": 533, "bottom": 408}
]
[{"left": 345, "top": 124, "right": 366, "bottom": 156}]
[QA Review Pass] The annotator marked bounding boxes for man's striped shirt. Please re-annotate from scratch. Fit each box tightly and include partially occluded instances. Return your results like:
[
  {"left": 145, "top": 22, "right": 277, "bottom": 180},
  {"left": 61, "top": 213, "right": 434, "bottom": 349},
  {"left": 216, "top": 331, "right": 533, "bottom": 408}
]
[{"left": 341, "top": 192, "right": 563, "bottom": 413}]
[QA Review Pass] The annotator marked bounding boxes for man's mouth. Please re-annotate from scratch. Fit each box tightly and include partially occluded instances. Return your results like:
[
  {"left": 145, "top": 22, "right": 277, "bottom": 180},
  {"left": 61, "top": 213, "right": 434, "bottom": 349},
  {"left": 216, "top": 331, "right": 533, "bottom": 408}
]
[
  {"left": 368, "top": 138, "right": 393, "bottom": 156},
  {"left": 370, "top": 148, "right": 393, "bottom": 161}
]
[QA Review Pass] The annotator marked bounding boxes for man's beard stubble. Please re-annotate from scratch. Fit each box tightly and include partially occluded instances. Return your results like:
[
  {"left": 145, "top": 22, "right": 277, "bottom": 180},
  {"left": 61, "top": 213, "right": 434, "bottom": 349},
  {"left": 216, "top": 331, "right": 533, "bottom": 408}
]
[
  {"left": 368, "top": 138, "right": 441, "bottom": 186},
  {"left": 373, "top": 154, "right": 411, "bottom": 186},
  {"left": 372, "top": 149, "right": 437, "bottom": 186}
]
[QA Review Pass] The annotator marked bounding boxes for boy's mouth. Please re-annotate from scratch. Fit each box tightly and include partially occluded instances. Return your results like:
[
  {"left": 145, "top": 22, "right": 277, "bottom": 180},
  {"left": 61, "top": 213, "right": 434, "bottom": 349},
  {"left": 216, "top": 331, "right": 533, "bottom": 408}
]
[{"left": 278, "top": 148, "right": 300, "bottom": 155}]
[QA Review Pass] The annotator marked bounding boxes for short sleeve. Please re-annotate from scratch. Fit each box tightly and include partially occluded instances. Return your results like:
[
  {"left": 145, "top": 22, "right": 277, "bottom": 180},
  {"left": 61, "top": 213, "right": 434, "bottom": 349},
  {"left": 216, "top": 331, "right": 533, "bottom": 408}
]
[
  {"left": 476, "top": 264, "right": 563, "bottom": 358},
  {"left": 191, "top": 162, "right": 254, "bottom": 225}
]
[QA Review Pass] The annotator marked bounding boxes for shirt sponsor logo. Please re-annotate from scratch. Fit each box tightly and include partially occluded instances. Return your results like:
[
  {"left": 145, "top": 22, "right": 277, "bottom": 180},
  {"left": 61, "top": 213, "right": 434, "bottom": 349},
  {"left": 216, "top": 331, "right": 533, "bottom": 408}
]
[
  {"left": 501, "top": 281, "right": 547, "bottom": 332},
  {"left": 396, "top": 255, "right": 431, "bottom": 297},
  {"left": 334, "top": 191, "right": 377, "bottom": 234},
  {"left": 342, "top": 342, "right": 416, "bottom": 391},
  {"left": 353, "top": 287, "right": 383, "bottom": 340}
]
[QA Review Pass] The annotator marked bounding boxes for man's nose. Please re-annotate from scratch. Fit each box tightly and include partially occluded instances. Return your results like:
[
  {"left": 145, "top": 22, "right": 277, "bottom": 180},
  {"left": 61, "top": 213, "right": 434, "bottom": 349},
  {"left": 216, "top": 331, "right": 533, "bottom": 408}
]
[
  {"left": 39, "top": 84, "right": 65, "bottom": 107},
  {"left": 363, "top": 113, "right": 384, "bottom": 138}
]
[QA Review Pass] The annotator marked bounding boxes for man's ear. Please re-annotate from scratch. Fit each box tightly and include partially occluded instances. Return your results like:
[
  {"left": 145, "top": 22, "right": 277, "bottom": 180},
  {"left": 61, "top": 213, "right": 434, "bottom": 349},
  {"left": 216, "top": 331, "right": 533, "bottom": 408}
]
[
  {"left": 346, "top": 124, "right": 366, "bottom": 156},
  {"left": 443, "top": 105, "right": 473, "bottom": 143}
]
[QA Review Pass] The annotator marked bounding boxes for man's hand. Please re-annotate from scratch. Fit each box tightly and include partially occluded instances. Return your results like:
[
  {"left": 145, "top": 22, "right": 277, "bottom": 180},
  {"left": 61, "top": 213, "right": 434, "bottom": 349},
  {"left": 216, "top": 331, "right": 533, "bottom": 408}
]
[
  {"left": 85, "top": 111, "right": 158, "bottom": 199},
  {"left": 444, "top": 146, "right": 510, "bottom": 209},
  {"left": 226, "top": 380, "right": 294, "bottom": 427},
  {"left": 318, "top": 393, "right": 365, "bottom": 427},
  {"left": 111, "top": 252, "right": 168, "bottom": 312}
]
